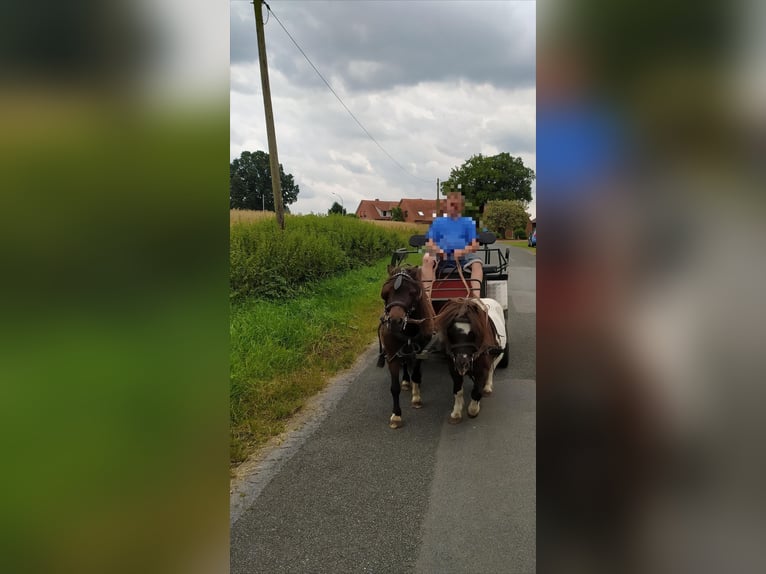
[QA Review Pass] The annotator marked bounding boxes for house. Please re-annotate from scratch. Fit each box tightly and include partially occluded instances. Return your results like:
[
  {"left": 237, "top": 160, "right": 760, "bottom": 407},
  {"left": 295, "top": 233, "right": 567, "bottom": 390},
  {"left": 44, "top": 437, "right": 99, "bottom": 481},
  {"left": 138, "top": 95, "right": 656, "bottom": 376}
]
[
  {"left": 525, "top": 216, "right": 536, "bottom": 238},
  {"left": 398, "top": 198, "right": 446, "bottom": 224},
  {"left": 355, "top": 199, "right": 399, "bottom": 221},
  {"left": 354, "top": 198, "right": 447, "bottom": 224}
]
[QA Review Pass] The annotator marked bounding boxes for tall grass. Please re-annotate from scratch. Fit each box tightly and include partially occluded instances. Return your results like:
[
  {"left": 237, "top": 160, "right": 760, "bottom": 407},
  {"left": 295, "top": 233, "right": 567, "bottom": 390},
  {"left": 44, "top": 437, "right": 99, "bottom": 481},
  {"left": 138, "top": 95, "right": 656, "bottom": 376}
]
[
  {"left": 229, "top": 213, "right": 423, "bottom": 464},
  {"left": 230, "top": 214, "right": 420, "bottom": 300},
  {"left": 230, "top": 258, "right": 392, "bottom": 463},
  {"left": 230, "top": 209, "right": 275, "bottom": 224}
]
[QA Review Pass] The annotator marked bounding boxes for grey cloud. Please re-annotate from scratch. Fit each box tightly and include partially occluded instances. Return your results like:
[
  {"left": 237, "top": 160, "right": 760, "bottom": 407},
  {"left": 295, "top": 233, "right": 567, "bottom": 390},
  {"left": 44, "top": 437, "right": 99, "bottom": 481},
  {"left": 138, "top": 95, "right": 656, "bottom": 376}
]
[
  {"left": 490, "top": 132, "right": 536, "bottom": 156},
  {"left": 230, "top": 8, "right": 258, "bottom": 63},
  {"left": 231, "top": 1, "right": 535, "bottom": 92}
]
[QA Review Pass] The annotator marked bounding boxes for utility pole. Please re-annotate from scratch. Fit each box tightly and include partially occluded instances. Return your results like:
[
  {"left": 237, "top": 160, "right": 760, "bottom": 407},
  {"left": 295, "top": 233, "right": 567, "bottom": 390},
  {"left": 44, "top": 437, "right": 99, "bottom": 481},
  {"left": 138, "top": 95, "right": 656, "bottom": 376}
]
[
  {"left": 435, "top": 177, "right": 440, "bottom": 217},
  {"left": 253, "top": 0, "right": 285, "bottom": 229}
]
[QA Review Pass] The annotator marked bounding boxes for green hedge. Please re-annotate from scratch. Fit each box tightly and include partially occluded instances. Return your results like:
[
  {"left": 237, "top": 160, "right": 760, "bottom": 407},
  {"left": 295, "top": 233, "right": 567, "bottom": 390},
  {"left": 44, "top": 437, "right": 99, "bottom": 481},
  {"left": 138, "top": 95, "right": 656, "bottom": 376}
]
[{"left": 230, "top": 215, "right": 418, "bottom": 300}]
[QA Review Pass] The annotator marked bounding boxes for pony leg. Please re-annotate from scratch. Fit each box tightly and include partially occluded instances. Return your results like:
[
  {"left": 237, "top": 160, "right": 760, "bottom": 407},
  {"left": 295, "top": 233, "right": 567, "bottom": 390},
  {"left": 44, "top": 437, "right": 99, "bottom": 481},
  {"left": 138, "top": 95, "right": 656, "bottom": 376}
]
[
  {"left": 410, "top": 359, "right": 423, "bottom": 409},
  {"left": 388, "top": 359, "right": 403, "bottom": 429},
  {"left": 482, "top": 354, "right": 502, "bottom": 397},
  {"left": 468, "top": 359, "right": 490, "bottom": 418},
  {"left": 449, "top": 370, "right": 465, "bottom": 424},
  {"left": 401, "top": 362, "right": 411, "bottom": 391}
]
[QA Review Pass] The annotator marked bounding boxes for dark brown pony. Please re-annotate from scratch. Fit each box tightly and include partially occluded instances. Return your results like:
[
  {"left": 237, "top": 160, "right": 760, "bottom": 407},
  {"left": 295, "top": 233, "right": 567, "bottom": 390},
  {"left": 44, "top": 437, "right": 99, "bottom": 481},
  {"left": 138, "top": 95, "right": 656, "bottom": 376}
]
[
  {"left": 434, "top": 297, "right": 504, "bottom": 423},
  {"left": 378, "top": 265, "right": 435, "bottom": 429}
]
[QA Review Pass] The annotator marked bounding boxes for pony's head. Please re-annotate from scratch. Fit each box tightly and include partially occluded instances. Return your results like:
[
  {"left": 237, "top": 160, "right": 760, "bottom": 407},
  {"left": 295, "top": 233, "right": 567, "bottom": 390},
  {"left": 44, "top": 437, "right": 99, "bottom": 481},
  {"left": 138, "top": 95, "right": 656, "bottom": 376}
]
[
  {"left": 435, "top": 298, "right": 492, "bottom": 375},
  {"left": 381, "top": 265, "right": 424, "bottom": 330}
]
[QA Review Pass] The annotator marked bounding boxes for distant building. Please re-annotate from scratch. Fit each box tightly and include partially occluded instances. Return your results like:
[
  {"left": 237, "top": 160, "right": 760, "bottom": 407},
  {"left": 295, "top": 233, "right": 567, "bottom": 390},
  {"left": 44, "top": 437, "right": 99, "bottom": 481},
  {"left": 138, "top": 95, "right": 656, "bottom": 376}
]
[
  {"left": 355, "top": 199, "right": 399, "bottom": 221},
  {"left": 354, "top": 198, "right": 446, "bottom": 224},
  {"left": 398, "top": 198, "right": 446, "bottom": 224},
  {"left": 525, "top": 216, "right": 536, "bottom": 237}
]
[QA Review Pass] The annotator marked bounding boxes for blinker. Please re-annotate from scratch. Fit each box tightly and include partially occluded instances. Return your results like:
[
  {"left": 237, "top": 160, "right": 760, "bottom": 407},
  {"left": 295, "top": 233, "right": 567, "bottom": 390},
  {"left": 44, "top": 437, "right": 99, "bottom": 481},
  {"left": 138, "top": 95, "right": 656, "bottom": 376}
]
[{"left": 394, "top": 275, "right": 402, "bottom": 290}]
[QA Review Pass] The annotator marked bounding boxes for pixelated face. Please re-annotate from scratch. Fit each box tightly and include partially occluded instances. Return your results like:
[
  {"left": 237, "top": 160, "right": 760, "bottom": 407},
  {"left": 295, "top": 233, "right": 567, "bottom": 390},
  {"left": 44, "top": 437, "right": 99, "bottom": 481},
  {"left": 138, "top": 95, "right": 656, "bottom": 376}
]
[{"left": 446, "top": 193, "right": 464, "bottom": 218}]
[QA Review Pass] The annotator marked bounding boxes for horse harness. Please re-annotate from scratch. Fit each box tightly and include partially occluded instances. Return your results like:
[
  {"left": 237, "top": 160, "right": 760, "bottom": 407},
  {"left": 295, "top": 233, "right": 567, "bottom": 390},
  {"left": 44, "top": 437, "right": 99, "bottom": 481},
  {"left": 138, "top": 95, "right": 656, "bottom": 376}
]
[
  {"left": 446, "top": 341, "right": 501, "bottom": 374},
  {"left": 379, "top": 270, "right": 431, "bottom": 364},
  {"left": 380, "top": 270, "right": 424, "bottom": 330},
  {"left": 446, "top": 311, "right": 503, "bottom": 375}
]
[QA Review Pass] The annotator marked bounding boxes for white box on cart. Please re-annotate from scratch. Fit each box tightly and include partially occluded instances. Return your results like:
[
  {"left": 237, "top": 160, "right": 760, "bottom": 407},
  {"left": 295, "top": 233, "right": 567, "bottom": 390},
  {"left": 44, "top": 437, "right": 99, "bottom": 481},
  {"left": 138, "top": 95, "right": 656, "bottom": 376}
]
[{"left": 486, "top": 280, "right": 508, "bottom": 310}]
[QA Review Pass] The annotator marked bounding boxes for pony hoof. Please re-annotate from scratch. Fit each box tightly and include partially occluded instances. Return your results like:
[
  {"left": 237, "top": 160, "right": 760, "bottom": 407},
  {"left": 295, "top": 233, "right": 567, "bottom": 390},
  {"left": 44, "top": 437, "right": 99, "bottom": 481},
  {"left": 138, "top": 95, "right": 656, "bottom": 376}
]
[
  {"left": 389, "top": 415, "right": 403, "bottom": 429},
  {"left": 401, "top": 381, "right": 411, "bottom": 391},
  {"left": 482, "top": 389, "right": 493, "bottom": 397},
  {"left": 411, "top": 400, "right": 423, "bottom": 409},
  {"left": 448, "top": 415, "right": 463, "bottom": 425}
]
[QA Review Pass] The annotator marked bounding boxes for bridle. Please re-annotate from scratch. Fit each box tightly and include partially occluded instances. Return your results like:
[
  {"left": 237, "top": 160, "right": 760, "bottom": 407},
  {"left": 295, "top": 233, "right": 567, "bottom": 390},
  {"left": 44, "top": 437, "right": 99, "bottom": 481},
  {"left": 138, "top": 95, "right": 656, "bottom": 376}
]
[
  {"left": 380, "top": 270, "right": 424, "bottom": 331},
  {"left": 444, "top": 310, "right": 500, "bottom": 374},
  {"left": 378, "top": 269, "right": 432, "bottom": 363},
  {"left": 447, "top": 341, "right": 481, "bottom": 373}
]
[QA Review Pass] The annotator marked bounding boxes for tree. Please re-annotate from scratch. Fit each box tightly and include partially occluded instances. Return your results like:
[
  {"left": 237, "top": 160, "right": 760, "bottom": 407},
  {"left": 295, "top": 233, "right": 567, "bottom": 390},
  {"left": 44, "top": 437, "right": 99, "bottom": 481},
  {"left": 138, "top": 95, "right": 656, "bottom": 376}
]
[
  {"left": 230, "top": 150, "right": 300, "bottom": 211},
  {"left": 441, "top": 152, "right": 534, "bottom": 213},
  {"left": 328, "top": 201, "right": 346, "bottom": 216},
  {"left": 483, "top": 200, "right": 531, "bottom": 239},
  {"left": 390, "top": 206, "right": 405, "bottom": 222}
]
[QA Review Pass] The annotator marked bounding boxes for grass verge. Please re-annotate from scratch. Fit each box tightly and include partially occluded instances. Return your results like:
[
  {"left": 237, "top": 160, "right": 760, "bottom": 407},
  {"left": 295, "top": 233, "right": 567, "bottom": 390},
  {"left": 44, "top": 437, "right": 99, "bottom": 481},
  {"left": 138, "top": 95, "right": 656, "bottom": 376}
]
[
  {"left": 230, "top": 256, "right": 391, "bottom": 466},
  {"left": 503, "top": 239, "right": 537, "bottom": 254}
]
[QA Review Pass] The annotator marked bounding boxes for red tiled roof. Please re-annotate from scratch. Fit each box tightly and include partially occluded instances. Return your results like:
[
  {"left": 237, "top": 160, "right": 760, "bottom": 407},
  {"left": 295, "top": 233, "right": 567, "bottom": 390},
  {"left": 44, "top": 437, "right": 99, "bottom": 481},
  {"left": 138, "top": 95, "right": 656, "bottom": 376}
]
[
  {"left": 353, "top": 198, "right": 450, "bottom": 223},
  {"left": 355, "top": 199, "right": 399, "bottom": 220},
  {"left": 398, "top": 198, "right": 446, "bottom": 224}
]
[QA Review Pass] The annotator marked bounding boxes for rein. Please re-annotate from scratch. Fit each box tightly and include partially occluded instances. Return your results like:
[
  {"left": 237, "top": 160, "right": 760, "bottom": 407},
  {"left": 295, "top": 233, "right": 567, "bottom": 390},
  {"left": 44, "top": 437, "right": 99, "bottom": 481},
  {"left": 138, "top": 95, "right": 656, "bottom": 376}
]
[{"left": 455, "top": 259, "right": 473, "bottom": 297}]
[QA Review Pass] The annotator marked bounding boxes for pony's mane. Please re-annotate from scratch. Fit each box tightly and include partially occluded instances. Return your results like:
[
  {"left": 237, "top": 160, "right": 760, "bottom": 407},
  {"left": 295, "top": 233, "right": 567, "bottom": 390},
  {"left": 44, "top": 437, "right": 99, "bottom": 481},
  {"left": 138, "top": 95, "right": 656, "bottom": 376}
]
[{"left": 435, "top": 298, "right": 493, "bottom": 345}]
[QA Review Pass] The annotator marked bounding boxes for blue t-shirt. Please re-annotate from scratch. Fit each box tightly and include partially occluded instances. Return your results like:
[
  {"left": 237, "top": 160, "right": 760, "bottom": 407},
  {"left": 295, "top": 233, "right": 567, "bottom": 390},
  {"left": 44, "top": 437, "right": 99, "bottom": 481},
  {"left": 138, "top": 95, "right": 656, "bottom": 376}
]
[{"left": 426, "top": 216, "right": 476, "bottom": 257}]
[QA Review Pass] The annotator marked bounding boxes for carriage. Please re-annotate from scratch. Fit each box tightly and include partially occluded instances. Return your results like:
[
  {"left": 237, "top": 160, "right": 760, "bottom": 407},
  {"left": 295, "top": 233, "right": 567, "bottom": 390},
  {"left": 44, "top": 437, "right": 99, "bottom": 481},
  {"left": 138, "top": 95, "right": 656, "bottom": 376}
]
[
  {"left": 378, "top": 231, "right": 511, "bottom": 428},
  {"left": 389, "top": 231, "right": 511, "bottom": 367}
]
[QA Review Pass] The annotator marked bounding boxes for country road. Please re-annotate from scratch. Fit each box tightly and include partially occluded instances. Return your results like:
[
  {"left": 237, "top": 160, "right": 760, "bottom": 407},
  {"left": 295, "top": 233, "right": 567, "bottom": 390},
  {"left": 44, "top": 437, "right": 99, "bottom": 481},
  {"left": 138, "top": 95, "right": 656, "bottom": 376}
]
[{"left": 231, "top": 245, "right": 536, "bottom": 574}]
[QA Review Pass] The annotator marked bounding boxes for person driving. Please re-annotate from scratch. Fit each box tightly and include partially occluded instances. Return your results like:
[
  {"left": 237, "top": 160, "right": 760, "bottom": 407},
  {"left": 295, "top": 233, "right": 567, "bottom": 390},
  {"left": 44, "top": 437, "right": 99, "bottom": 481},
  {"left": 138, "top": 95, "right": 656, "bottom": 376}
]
[{"left": 421, "top": 191, "right": 483, "bottom": 298}]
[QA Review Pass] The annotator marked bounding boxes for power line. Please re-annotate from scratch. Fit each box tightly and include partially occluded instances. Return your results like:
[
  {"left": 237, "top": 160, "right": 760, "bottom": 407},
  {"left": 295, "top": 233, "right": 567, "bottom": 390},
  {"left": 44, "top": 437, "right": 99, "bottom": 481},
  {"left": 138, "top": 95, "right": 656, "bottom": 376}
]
[{"left": 261, "top": 1, "right": 432, "bottom": 185}]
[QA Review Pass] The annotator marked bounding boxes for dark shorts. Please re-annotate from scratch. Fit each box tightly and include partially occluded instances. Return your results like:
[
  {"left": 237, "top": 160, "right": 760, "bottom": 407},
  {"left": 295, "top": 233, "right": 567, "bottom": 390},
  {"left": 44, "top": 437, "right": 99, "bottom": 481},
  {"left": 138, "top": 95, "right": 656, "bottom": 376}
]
[{"left": 436, "top": 252, "right": 483, "bottom": 274}]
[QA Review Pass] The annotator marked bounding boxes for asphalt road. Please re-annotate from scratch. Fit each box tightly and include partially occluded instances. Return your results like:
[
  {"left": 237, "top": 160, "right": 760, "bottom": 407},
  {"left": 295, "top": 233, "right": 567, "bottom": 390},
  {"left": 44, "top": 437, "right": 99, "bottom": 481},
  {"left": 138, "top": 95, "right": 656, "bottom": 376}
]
[{"left": 231, "top": 246, "right": 536, "bottom": 574}]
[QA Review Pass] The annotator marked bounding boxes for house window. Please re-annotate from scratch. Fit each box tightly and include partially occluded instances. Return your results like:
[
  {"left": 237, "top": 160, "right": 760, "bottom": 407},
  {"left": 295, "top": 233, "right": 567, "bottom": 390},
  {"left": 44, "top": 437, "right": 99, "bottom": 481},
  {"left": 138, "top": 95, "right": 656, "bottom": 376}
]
[
  {"left": 432, "top": 212, "right": 437, "bottom": 218},
  {"left": 417, "top": 211, "right": 424, "bottom": 216}
]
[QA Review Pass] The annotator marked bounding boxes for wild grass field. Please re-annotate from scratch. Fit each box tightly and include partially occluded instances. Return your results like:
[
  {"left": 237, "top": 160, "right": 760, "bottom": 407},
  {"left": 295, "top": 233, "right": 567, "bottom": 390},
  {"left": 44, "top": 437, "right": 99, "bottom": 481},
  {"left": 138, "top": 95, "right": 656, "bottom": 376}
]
[{"left": 229, "top": 212, "right": 421, "bottom": 464}]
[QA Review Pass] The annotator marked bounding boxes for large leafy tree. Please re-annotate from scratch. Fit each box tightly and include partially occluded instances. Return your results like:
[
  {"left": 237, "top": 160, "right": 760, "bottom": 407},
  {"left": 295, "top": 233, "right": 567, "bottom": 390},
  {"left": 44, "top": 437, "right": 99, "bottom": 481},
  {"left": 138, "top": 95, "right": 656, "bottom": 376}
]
[
  {"left": 230, "top": 150, "right": 300, "bottom": 211},
  {"left": 441, "top": 152, "right": 534, "bottom": 213},
  {"left": 483, "top": 200, "right": 531, "bottom": 239}
]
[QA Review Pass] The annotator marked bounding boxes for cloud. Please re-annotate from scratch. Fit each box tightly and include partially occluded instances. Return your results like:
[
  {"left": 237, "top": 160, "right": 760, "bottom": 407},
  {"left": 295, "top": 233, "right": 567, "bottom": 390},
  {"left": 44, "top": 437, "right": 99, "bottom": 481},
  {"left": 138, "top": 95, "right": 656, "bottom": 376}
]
[{"left": 231, "top": 0, "right": 536, "bottom": 215}]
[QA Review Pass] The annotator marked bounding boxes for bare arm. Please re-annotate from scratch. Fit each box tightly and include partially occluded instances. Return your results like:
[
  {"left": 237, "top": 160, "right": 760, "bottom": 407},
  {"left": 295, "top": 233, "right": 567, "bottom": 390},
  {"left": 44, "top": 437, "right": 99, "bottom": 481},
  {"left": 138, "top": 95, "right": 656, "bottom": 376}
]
[
  {"left": 453, "top": 238, "right": 479, "bottom": 260},
  {"left": 426, "top": 238, "right": 445, "bottom": 257}
]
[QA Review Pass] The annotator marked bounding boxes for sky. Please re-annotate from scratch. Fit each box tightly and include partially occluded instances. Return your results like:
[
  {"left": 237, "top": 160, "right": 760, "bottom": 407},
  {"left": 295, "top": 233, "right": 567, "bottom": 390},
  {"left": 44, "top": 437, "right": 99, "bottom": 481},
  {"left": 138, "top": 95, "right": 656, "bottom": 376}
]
[{"left": 230, "top": 0, "right": 536, "bottom": 217}]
